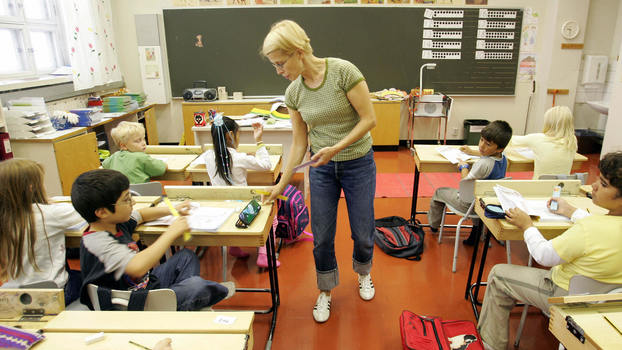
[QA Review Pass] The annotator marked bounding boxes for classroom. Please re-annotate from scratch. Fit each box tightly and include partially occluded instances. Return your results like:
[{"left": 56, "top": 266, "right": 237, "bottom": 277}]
[{"left": 1, "top": 0, "right": 622, "bottom": 349}]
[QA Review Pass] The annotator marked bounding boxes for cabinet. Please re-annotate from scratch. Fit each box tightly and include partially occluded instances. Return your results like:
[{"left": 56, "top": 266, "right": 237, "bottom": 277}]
[
  {"left": 182, "top": 100, "right": 401, "bottom": 147},
  {"left": 10, "top": 129, "right": 100, "bottom": 196}
]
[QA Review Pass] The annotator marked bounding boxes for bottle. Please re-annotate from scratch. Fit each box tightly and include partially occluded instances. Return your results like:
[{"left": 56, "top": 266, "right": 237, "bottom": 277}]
[{"left": 549, "top": 185, "right": 562, "bottom": 211}]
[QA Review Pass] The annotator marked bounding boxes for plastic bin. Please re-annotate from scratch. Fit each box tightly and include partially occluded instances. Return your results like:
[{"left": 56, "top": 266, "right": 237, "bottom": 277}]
[{"left": 463, "top": 119, "right": 490, "bottom": 145}]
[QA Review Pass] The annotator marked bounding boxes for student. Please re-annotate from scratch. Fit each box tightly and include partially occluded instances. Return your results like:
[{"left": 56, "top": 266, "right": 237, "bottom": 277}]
[
  {"left": 262, "top": 19, "right": 378, "bottom": 323},
  {"left": 102, "top": 121, "right": 166, "bottom": 184},
  {"left": 477, "top": 151, "right": 622, "bottom": 350},
  {"left": 507, "top": 105, "right": 578, "bottom": 179},
  {"left": 71, "top": 169, "right": 232, "bottom": 310},
  {"left": 191, "top": 115, "right": 279, "bottom": 268},
  {"left": 0, "top": 159, "right": 85, "bottom": 305},
  {"left": 428, "top": 120, "right": 513, "bottom": 236}
]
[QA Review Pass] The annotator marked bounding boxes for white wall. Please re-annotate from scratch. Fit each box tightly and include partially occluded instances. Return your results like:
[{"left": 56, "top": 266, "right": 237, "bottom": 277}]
[
  {"left": 601, "top": 2, "right": 622, "bottom": 155},
  {"left": 111, "top": 0, "right": 608, "bottom": 144}
]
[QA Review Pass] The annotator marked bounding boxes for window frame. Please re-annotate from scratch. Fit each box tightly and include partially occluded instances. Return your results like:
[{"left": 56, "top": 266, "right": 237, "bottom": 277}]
[{"left": 0, "top": 0, "right": 68, "bottom": 80}]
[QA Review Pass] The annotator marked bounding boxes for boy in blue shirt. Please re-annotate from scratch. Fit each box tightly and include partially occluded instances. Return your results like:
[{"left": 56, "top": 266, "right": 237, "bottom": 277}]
[
  {"left": 427, "top": 120, "right": 513, "bottom": 236},
  {"left": 71, "top": 169, "right": 231, "bottom": 310}
]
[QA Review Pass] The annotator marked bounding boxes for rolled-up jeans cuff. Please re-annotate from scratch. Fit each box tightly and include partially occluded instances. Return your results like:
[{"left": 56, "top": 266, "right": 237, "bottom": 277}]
[
  {"left": 316, "top": 269, "right": 339, "bottom": 291},
  {"left": 353, "top": 258, "right": 372, "bottom": 275}
]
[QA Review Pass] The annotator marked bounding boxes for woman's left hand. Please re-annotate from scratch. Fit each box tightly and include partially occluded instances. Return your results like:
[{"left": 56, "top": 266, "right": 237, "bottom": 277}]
[
  {"left": 175, "top": 200, "right": 192, "bottom": 216},
  {"left": 310, "top": 146, "right": 338, "bottom": 167},
  {"left": 505, "top": 207, "right": 534, "bottom": 231}
]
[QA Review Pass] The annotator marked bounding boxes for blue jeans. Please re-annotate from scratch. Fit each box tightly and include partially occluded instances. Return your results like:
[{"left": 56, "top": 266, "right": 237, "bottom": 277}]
[
  {"left": 151, "top": 248, "right": 228, "bottom": 310},
  {"left": 309, "top": 150, "right": 376, "bottom": 291}
]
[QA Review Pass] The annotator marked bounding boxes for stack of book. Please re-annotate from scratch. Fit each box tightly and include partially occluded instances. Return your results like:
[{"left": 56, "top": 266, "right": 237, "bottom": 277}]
[
  {"left": 123, "top": 92, "right": 146, "bottom": 107},
  {"left": 103, "top": 96, "right": 132, "bottom": 113}
]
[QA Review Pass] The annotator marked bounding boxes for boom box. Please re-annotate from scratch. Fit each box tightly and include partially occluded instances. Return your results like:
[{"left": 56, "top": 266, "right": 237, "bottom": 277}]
[{"left": 183, "top": 80, "right": 217, "bottom": 101}]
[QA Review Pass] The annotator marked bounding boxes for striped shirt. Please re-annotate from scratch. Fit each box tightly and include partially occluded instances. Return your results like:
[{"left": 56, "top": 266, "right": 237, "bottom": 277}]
[{"left": 285, "top": 57, "right": 372, "bottom": 161}]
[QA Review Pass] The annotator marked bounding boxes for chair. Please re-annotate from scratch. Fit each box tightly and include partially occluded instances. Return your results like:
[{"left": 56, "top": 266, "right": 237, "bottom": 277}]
[
  {"left": 437, "top": 179, "right": 479, "bottom": 273},
  {"left": 129, "top": 181, "right": 163, "bottom": 196},
  {"left": 539, "top": 173, "right": 588, "bottom": 185},
  {"left": 514, "top": 274, "right": 622, "bottom": 347},
  {"left": 86, "top": 284, "right": 177, "bottom": 311}
]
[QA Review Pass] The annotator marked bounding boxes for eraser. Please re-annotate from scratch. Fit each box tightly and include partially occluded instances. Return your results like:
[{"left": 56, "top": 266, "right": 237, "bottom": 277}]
[{"left": 84, "top": 332, "right": 105, "bottom": 345}]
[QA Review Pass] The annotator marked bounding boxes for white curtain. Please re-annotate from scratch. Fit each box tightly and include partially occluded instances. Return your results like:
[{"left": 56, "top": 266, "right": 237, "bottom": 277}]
[{"left": 59, "top": 0, "right": 122, "bottom": 91}]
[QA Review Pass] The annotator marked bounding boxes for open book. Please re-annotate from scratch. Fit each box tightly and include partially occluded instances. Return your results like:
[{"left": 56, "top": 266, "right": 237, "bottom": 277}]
[
  {"left": 493, "top": 185, "right": 570, "bottom": 222},
  {"left": 144, "top": 203, "right": 235, "bottom": 232},
  {"left": 436, "top": 146, "right": 479, "bottom": 164}
]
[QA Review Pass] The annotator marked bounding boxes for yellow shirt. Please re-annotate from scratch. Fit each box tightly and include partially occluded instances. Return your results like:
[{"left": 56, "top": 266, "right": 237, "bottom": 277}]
[
  {"left": 551, "top": 215, "right": 622, "bottom": 290},
  {"left": 509, "top": 133, "right": 576, "bottom": 180}
]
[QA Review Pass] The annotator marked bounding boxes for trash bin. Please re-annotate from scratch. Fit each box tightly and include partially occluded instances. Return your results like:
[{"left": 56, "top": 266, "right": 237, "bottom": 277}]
[{"left": 463, "top": 119, "right": 490, "bottom": 145}]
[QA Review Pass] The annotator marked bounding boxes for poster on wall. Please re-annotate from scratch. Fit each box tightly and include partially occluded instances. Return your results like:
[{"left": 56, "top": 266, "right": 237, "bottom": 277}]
[
  {"left": 280, "top": 0, "right": 304, "bottom": 4},
  {"left": 335, "top": 0, "right": 358, "bottom": 3}
]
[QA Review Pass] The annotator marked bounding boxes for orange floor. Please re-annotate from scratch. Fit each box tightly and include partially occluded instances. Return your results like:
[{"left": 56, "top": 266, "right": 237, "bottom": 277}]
[{"left": 199, "top": 148, "right": 601, "bottom": 350}]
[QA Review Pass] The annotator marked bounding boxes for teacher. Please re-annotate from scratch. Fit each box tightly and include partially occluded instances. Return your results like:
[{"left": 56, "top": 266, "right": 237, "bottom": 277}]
[{"left": 262, "top": 20, "right": 378, "bottom": 323}]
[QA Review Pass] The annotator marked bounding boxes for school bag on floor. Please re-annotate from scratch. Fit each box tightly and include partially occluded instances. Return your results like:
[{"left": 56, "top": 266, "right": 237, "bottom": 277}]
[
  {"left": 400, "top": 310, "right": 484, "bottom": 350},
  {"left": 374, "top": 216, "right": 424, "bottom": 261},
  {"left": 275, "top": 184, "right": 312, "bottom": 243}
]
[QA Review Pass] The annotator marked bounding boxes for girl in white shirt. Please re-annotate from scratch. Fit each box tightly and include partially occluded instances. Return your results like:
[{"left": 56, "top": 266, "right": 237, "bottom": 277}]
[
  {"left": 508, "top": 105, "right": 578, "bottom": 179},
  {"left": 193, "top": 115, "right": 280, "bottom": 268},
  {"left": 0, "top": 159, "right": 86, "bottom": 304}
]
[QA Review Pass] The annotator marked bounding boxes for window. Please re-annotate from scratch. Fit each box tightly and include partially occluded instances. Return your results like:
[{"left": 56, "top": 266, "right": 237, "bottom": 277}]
[{"left": 0, "top": 0, "right": 67, "bottom": 79}]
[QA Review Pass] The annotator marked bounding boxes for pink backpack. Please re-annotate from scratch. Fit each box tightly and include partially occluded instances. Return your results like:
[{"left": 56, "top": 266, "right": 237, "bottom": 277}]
[{"left": 274, "top": 185, "right": 312, "bottom": 243}]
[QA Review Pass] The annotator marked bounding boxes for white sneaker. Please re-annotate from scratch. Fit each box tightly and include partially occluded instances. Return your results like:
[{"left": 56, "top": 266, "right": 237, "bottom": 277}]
[
  {"left": 221, "top": 281, "right": 236, "bottom": 300},
  {"left": 358, "top": 274, "right": 375, "bottom": 301},
  {"left": 312, "top": 293, "right": 331, "bottom": 323}
]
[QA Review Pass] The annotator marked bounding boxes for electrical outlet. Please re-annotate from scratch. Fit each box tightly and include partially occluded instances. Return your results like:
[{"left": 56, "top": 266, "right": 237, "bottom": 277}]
[{"left": 452, "top": 127, "right": 459, "bottom": 136}]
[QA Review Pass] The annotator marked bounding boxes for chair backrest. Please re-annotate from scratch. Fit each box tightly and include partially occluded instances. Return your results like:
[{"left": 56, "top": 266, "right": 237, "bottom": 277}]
[
  {"left": 129, "top": 182, "right": 163, "bottom": 196},
  {"left": 539, "top": 173, "right": 588, "bottom": 185},
  {"left": 568, "top": 275, "right": 622, "bottom": 296},
  {"left": 87, "top": 284, "right": 177, "bottom": 311}
]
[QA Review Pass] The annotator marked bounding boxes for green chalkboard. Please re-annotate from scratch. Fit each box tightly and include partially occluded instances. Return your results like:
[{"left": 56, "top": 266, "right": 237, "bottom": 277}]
[{"left": 163, "top": 7, "right": 522, "bottom": 96}]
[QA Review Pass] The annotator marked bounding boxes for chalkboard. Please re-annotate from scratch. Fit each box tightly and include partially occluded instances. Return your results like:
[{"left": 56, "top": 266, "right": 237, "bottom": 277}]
[{"left": 163, "top": 7, "right": 522, "bottom": 96}]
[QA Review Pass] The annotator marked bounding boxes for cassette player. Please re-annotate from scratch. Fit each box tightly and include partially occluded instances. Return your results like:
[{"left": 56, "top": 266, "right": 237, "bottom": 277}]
[{"left": 183, "top": 80, "right": 217, "bottom": 101}]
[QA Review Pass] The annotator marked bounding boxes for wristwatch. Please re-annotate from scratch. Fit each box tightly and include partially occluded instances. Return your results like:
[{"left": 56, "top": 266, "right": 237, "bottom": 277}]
[{"left": 458, "top": 164, "right": 470, "bottom": 172}]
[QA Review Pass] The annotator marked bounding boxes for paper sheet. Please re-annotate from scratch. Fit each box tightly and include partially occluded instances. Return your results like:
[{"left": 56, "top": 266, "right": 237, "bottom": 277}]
[
  {"left": 493, "top": 185, "right": 570, "bottom": 222},
  {"left": 436, "top": 146, "right": 479, "bottom": 164},
  {"left": 143, "top": 203, "right": 236, "bottom": 232}
]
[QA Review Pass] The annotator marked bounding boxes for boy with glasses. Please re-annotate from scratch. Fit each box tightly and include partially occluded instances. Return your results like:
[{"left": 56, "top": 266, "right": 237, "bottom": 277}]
[{"left": 71, "top": 169, "right": 232, "bottom": 310}]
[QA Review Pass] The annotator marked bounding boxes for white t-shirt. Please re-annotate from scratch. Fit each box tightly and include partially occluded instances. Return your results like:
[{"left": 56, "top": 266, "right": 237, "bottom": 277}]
[
  {"left": 192, "top": 146, "right": 272, "bottom": 186},
  {"left": 509, "top": 133, "right": 576, "bottom": 180},
  {"left": 2, "top": 203, "right": 85, "bottom": 288}
]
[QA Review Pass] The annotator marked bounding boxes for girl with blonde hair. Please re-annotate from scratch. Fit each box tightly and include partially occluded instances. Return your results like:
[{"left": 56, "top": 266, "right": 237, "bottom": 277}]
[
  {"left": 509, "top": 105, "right": 578, "bottom": 179},
  {"left": 262, "top": 19, "right": 378, "bottom": 323},
  {"left": 0, "top": 159, "right": 85, "bottom": 304}
]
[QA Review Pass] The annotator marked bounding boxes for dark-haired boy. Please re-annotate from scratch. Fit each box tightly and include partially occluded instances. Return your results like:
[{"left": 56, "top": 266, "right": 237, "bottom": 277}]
[
  {"left": 71, "top": 169, "right": 231, "bottom": 310},
  {"left": 427, "top": 120, "right": 513, "bottom": 237}
]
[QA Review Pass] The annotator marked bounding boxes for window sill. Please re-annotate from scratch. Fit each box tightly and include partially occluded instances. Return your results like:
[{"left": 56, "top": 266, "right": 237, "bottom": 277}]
[{"left": 0, "top": 75, "right": 73, "bottom": 92}]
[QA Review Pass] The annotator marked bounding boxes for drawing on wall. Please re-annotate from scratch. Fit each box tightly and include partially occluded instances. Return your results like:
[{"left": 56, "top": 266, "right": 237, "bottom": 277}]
[
  {"left": 307, "top": 0, "right": 330, "bottom": 3},
  {"left": 361, "top": 0, "right": 384, "bottom": 4},
  {"left": 465, "top": 0, "right": 487, "bottom": 4},
  {"left": 173, "top": 0, "right": 199, "bottom": 6},
  {"left": 145, "top": 64, "right": 160, "bottom": 79},
  {"left": 388, "top": 0, "right": 410, "bottom": 4},
  {"left": 414, "top": 0, "right": 436, "bottom": 3},
  {"left": 227, "top": 0, "right": 250, "bottom": 4},
  {"left": 198, "top": 0, "right": 225, "bottom": 5},
  {"left": 145, "top": 48, "right": 156, "bottom": 61},
  {"left": 518, "top": 53, "right": 536, "bottom": 81},
  {"left": 195, "top": 34, "right": 204, "bottom": 48},
  {"left": 255, "top": 0, "right": 276, "bottom": 4},
  {"left": 280, "top": 0, "right": 304, "bottom": 3}
]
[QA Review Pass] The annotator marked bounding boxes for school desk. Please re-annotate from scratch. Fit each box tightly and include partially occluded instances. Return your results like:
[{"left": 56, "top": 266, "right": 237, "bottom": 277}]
[
  {"left": 185, "top": 144, "right": 283, "bottom": 185},
  {"left": 134, "top": 186, "right": 280, "bottom": 349},
  {"left": 144, "top": 145, "right": 202, "bottom": 181},
  {"left": 409, "top": 145, "right": 589, "bottom": 220},
  {"left": 548, "top": 293, "right": 622, "bottom": 350},
  {"left": 465, "top": 179, "right": 607, "bottom": 319}
]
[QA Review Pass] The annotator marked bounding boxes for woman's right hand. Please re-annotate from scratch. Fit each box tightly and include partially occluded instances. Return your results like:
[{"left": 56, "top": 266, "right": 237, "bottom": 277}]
[
  {"left": 546, "top": 197, "right": 576, "bottom": 218},
  {"left": 263, "top": 183, "right": 286, "bottom": 204}
]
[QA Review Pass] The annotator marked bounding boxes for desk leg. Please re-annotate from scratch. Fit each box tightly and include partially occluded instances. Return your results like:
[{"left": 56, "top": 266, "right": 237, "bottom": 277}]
[
  {"left": 469, "top": 228, "right": 491, "bottom": 321},
  {"left": 410, "top": 166, "right": 421, "bottom": 221},
  {"left": 264, "top": 227, "right": 279, "bottom": 350},
  {"left": 465, "top": 224, "right": 483, "bottom": 300}
]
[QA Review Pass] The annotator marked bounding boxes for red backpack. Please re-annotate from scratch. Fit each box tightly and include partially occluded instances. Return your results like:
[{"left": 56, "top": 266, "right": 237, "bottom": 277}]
[{"left": 400, "top": 310, "right": 484, "bottom": 350}]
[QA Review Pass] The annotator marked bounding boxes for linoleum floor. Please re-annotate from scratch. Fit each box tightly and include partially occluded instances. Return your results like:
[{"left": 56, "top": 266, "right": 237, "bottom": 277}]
[{"left": 199, "top": 148, "right": 600, "bottom": 350}]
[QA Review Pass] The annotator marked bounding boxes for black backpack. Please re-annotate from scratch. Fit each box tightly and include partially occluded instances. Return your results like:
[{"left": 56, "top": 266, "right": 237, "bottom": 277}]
[{"left": 374, "top": 216, "right": 425, "bottom": 261}]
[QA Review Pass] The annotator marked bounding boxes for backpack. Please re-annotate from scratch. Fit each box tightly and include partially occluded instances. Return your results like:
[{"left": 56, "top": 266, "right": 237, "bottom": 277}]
[
  {"left": 399, "top": 310, "right": 484, "bottom": 350},
  {"left": 374, "top": 216, "right": 424, "bottom": 261},
  {"left": 275, "top": 185, "right": 311, "bottom": 243}
]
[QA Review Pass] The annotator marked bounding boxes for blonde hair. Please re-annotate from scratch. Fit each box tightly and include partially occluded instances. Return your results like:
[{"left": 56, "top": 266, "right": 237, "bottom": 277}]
[
  {"left": 261, "top": 19, "right": 313, "bottom": 57},
  {"left": 110, "top": 121, "right": 145, "bottom": 147},
  {"left": 0, "top": 158, "right": 50, "bottom": 281},
  {"left": 542, "top": 106, "right": 577, "bottom": 151}
]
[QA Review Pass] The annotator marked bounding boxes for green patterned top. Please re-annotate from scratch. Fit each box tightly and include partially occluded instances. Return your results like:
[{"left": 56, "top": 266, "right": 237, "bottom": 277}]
[
  {"left": 285, "top": 57, "right": 372, "bottom": 162},
  {"left": 102, "top": 150, "right": 166, "bottom": 184}
]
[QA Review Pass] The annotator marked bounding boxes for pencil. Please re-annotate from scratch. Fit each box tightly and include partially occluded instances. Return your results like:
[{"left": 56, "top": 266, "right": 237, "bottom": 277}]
[
  {"left": 254, "top": 189, "right": 288, "bottom": 201},
  {"left": 163, "top": 196, "right": 191, "bottom": 242},
  {"left": 129, "top": 340, "right": 152, "bottom": 350}
]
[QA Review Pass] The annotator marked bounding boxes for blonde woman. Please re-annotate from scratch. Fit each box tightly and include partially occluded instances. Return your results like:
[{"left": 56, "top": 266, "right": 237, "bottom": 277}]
[
  {"left": 262, "top": 20, "right": 377, "bottom": 323},
  {"left": 508, "top": 105, "right": 578, "bottom": 179}
]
